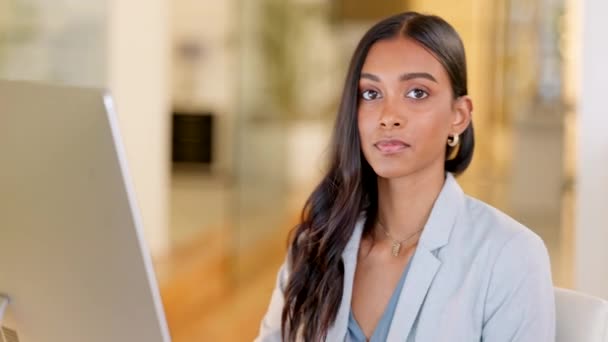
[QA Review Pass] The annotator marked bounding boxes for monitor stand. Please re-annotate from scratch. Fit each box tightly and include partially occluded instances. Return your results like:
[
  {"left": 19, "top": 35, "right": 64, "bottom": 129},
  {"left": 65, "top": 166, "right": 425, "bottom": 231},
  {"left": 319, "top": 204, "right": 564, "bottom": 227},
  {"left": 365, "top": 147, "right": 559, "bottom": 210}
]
[
  {"left": 0, "top": 294, "right": 8, "bottom": 323},
  {"left": 0, "top": 294, "right": 21, "bottom": 342}
]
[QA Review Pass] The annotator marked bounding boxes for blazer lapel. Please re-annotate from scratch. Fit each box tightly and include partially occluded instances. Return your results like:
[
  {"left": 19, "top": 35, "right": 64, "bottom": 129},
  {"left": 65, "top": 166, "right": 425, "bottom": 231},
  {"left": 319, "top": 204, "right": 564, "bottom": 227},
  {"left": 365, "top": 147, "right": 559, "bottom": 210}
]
[
  {"left": 325, "top": 216, "right": 365, "bottom": 342},
  {"left": 386, "top": 246, "right": 440, "bottom": 341},
  {"left": 386, "top": 173, "right": 464, "bottom": 341},
  {"left": 325, "top": 173, "right": 465, "bottom": 341}
]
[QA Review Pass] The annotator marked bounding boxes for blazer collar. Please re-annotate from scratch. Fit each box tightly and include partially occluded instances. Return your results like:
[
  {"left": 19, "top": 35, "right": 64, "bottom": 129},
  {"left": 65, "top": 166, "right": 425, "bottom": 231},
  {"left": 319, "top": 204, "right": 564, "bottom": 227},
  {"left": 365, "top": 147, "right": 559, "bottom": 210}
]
[
  {"left": 417, "top": 172, "right": 464, "bottom": 251},
  {"left": 387, "top": 173, "right": 464, "bottom": 340},
  {"left": 341, "top": 172, "right": 463, "bottom": 258},
  {"left": 326, "top": 172, "right": 465, "bottom": 341}
]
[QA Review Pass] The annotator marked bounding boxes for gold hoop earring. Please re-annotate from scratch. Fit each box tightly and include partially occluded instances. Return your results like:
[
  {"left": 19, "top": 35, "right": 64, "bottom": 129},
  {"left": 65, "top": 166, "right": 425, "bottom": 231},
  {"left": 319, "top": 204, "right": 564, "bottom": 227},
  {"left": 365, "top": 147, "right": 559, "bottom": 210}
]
[{"left": 447, "top": 134, "right": 460, "bottom": 147}]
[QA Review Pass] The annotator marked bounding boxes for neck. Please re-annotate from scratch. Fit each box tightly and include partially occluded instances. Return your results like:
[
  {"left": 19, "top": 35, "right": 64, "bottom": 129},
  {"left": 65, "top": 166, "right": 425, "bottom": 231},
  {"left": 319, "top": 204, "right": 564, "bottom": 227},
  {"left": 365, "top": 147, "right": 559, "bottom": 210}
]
[{"left": 375, "top": 166, "right": 446, "bottom": 241}]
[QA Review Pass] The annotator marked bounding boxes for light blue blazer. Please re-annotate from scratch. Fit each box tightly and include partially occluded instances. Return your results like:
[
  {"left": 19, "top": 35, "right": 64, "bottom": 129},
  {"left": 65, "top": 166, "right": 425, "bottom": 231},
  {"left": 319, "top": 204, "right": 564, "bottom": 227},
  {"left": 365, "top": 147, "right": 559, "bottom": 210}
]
[{"left": 255, "top": 173, "right": 556, "bottom": 341}]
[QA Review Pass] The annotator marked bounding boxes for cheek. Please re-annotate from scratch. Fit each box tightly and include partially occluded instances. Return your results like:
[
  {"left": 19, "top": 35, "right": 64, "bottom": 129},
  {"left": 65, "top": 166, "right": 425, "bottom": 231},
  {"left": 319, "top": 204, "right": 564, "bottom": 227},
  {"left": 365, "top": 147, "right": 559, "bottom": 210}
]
[
  {"left": 357, "top": 110, "right": 373, "bottom": 142},
  {"left": 357, "top": 110, "right": 377, "bottom": 161},
  {"left": 411, "top": 109, "right": 452, "bottom": 147}
]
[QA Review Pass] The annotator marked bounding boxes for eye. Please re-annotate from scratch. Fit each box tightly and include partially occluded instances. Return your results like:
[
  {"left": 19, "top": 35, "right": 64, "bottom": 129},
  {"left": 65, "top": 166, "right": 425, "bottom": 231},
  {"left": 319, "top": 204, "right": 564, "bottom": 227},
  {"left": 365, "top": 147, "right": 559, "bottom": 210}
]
[
  {"left": 360, "top": 89, "right": 381, "bottom": 101},
  {"left": 406, "top": 88, "right": 428, "bottom": 100}
]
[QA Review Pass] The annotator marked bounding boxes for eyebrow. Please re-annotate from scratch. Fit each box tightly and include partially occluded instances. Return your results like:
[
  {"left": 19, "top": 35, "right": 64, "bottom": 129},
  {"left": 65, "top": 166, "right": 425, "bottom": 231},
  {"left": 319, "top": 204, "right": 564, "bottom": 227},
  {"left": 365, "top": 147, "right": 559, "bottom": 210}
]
[{"left": 360, "top": 72, "right": 438, "bottom": 83}]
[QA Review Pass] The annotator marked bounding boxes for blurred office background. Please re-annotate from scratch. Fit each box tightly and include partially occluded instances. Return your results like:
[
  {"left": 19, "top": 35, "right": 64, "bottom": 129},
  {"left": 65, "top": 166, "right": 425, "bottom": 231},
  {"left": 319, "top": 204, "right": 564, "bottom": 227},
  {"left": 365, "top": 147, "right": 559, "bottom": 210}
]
[{"left": 1, "top": 0, "right": 606, "bottom": 340}]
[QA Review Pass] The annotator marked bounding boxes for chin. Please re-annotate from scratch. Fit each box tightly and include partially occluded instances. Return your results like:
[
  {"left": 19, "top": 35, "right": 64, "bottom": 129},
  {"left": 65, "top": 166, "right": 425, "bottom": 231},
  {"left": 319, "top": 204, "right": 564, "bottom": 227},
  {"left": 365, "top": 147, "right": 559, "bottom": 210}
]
[
  {"left": 370, "top": 164, "right": 414, "bottom": 180},
  {"left": 366, "top": 151, "right": 445, "bottom": 181}
]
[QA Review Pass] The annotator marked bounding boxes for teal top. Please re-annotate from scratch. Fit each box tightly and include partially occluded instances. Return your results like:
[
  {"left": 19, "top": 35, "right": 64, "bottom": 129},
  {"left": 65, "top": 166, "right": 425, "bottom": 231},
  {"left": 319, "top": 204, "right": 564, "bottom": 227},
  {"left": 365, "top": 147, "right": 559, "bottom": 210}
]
[{"left": 347, "top": 259, "right": 412, "bottom": 342}]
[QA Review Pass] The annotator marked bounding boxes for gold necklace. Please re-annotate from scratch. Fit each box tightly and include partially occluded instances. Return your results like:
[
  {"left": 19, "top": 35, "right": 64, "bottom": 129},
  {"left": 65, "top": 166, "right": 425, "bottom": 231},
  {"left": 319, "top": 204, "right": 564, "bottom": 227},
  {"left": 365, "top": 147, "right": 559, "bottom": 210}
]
[{"left": 377, "top": 220, "right": 424, "bottom": 257}]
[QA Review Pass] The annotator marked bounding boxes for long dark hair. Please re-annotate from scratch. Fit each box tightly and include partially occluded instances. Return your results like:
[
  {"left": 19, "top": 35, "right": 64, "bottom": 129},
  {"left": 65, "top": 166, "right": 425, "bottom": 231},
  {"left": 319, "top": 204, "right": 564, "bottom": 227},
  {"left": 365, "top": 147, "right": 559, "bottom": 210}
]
[{"left": 281, "top": 12, "right": 474, "bottom": 341}]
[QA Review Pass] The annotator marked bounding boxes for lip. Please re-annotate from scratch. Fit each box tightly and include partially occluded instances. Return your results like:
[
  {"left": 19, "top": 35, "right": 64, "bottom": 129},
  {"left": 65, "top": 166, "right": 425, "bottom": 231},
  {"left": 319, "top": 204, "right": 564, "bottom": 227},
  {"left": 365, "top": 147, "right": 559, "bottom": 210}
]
[{"left": 374, "top": 138, "right": 411, "bottom": 154}]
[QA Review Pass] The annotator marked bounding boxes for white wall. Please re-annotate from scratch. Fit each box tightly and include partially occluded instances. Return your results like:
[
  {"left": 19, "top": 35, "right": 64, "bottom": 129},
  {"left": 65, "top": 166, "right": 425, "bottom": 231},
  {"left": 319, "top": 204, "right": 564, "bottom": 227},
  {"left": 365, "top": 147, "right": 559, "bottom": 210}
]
[
  {"left": 108, "top": 0, "right": 171, "bottom": 257},
  {"left": 0, "top": 1, "right": 106, "bottom": 86},
  {"left": 170, "top": 0, "right": 236, "bottom": 176},
  {"left": 575, "top": 0, "right": 608, "bottom": 299}
]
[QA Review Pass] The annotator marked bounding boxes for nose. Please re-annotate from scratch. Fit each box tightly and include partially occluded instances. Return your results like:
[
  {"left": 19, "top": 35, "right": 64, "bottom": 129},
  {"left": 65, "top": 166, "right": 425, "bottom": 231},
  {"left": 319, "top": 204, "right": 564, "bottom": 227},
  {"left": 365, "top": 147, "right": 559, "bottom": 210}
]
[{"left": 379, "top": 101, "right": 404, "bottom": 128}]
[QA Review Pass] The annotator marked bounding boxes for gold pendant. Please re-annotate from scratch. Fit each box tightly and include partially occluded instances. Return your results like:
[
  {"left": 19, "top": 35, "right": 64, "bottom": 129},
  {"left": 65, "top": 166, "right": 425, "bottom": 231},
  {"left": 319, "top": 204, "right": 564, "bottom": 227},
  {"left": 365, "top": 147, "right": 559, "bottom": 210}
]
[{"left": 391, "top": 242, "right": 401, "bottom": 256}]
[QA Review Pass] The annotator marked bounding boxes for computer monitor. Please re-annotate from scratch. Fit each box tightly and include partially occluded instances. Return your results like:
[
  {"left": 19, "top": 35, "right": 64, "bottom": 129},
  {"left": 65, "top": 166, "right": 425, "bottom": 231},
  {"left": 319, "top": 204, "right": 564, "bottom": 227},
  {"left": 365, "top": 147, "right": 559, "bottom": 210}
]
[{"left": 0, "top": 80, "right": 172, "bottom": 342}]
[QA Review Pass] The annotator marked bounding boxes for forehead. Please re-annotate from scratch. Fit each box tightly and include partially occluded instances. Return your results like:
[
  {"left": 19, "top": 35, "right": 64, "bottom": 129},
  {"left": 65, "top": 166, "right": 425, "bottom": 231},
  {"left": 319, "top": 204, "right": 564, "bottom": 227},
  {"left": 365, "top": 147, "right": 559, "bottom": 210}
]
[{"left": 361, "top": 37, "right": 449, "bottom": 83}]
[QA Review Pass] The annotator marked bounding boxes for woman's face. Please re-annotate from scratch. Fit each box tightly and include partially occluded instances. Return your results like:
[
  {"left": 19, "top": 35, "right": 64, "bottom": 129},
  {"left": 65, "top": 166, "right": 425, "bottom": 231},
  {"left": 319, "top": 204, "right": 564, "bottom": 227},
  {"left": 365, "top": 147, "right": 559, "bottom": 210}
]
[{"left": 357, "top": 37, "right": 471, "bottom": 180}]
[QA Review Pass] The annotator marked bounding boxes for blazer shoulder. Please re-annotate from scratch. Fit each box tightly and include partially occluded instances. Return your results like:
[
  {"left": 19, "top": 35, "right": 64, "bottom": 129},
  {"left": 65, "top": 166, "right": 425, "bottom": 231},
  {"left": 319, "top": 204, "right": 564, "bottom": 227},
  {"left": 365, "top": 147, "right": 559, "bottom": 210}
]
[{"left": 460, "top": 195, "right": 547, "bottom": 255}]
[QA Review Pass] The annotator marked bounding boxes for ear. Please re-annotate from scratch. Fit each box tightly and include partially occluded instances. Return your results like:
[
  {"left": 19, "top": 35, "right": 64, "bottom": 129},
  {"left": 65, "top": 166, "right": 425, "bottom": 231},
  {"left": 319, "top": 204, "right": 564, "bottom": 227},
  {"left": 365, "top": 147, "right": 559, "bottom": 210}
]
[{"left": 451, "top": 95, "right": 473, "bottom": 134}]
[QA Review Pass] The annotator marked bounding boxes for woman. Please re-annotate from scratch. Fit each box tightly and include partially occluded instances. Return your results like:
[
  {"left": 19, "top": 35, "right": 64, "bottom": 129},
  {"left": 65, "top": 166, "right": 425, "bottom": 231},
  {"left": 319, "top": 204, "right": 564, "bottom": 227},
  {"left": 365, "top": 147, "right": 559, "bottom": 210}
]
[{"left": 255, "top": 12, "right": 555, "bottom": 342}]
